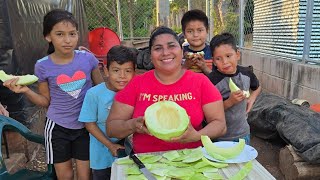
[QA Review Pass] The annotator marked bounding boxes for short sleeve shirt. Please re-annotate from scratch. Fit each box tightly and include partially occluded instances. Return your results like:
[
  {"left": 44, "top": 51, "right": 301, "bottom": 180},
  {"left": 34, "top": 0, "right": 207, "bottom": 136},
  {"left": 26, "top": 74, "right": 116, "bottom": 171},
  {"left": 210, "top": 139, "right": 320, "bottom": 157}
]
[
  {"left": 115, "top": 70, "right": 222, "bottom": 153},
  {"left": 207, "top": 65, "right": 260, "bottom": 140},
  {"left": 35, "top": 50, "right": 98, "bottom": 129},
  {"left": 79, "top": 83, "right": 118, "bottom": 169}
]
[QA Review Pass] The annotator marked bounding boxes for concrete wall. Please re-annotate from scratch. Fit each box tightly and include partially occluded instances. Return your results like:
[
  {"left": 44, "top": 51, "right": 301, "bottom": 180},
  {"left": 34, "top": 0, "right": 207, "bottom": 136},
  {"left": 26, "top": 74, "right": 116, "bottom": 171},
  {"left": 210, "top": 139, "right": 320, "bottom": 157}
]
[{"left": 240, "top": 49, "right": 320, "bottom": 105}]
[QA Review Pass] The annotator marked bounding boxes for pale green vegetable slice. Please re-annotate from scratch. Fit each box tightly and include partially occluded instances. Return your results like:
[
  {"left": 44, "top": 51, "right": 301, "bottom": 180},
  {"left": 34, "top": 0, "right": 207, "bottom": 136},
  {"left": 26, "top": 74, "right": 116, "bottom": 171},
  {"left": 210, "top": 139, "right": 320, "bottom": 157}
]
[
  {"left": 203, "top": 172, "right": 224, "bottom": 179},
  {"left": 229, "top": 78, "right": 240, "bottom": 92},
  {"left": 201, "top": 157, "right": 228, "bottom": 168},
  {"left": 166, "top": 161, "right": 190, "bottom": 167},
  {"left": 229, "top": 161, "right": 253, "bottom": 180},
  {"left": 182, "top": 149, "right": 192, "bottom": 155},
  {"left": 141, "top": 155, "right": 162, "bottom": 164},
  {"left": 116, "top": 157, "right": 133, "bottom": 165},
  {"left": 201, "top": 135, "right": 246, "bottom": 160},
  {"left": 162, "top": 150, "right": 180, "bottom": 161},
  {"left": 196, "top": 166, "right": 218, "bottom": 173},
  {"left": 138, "top": 154, "right": 155, "bottom": 160},
  {"left": 145, "top": 163, "right": 168, "bottom": 170},
  {"left": 127, "top": 174, "right": 147, "bottom": 180},
  {"left": 167, "top": 167, "right": 195, "bottom": 179},
  {"left": 189, "top": 173, "right": 208, "bottom": 180},
  {"left": 194, "top": 161, "right": 209, "bottom": 169},
  {"left": 171, "top": 154, "right": 189, "bottom": 161},
  {"left": 153, "top": 175, "right": 169, "bottom": 180},
  {"left": 229, "top": 77, "right": 250, "bottom": 97},
  {"left": 201, "top": 136, "right": 228, "bottom": 161},
  {"left": 182, "top": 148, "right": 204, "bottom": 163},
  {"left": 145, "top": 101, "right": 189, "bottom": 140},
  {"left": 150, "top": 168, "right": 169, "bottom": 177},
  {"left": 0, "top": 70, "right": 38, "bottom": 85},
  {"left": 125, "top": 165, "right": 141, "bottom": 175}
]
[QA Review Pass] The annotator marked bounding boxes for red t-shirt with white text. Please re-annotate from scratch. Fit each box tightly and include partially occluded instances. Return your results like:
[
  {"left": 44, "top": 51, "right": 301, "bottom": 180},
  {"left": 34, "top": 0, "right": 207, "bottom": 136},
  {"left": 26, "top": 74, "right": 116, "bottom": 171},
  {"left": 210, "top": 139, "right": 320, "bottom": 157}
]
[{"left": 115, "top": 70, "right": 222, "bottom": 153}]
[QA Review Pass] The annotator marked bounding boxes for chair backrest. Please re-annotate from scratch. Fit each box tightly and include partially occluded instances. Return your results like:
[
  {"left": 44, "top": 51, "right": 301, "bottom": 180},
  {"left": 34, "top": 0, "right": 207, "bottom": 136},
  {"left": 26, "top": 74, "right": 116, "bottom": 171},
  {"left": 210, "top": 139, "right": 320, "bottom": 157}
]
[{"left": 0, "top": 115, "right": 56, "bottom": 179}]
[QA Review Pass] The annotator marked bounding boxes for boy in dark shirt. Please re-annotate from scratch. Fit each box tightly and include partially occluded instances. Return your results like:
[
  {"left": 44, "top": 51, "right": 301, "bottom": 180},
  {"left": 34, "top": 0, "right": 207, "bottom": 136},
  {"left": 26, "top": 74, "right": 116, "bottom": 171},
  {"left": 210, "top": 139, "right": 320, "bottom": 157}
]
[
  {"left": 181, "top": 9, "right": 212, "bottom": 75},
  {"left": 208, "top": 33, "right": 261, "bottom": 144}
]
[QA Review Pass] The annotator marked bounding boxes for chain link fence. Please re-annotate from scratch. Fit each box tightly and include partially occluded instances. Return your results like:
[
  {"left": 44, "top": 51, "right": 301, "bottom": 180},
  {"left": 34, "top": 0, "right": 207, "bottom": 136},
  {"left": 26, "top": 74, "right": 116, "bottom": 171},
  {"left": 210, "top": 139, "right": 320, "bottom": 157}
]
[{"left": 83, "top": 0, "right": 319, "bottom": 63}]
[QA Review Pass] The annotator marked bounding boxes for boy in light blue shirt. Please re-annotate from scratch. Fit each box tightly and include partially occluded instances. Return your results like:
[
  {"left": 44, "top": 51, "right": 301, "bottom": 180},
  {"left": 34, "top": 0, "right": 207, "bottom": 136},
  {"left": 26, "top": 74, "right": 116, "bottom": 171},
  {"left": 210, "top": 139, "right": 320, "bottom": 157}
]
[{"left": 79, "top": 45, "right": 136, "bottom": 180}]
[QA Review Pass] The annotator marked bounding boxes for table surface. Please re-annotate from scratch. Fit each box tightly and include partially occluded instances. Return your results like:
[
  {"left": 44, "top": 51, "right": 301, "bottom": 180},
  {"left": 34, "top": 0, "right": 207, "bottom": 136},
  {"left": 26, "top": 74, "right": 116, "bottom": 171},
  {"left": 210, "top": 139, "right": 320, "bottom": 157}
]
[{"left": 111, "top": 154, "right": 276, "bottom": 180}]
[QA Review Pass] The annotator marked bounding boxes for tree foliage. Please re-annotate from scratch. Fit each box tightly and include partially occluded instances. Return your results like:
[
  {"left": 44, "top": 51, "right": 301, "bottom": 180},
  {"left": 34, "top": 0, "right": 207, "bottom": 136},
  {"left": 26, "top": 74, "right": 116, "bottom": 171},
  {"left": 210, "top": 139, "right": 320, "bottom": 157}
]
[{"left": 83, "top": 0, "right": 155, "bottom": 38}]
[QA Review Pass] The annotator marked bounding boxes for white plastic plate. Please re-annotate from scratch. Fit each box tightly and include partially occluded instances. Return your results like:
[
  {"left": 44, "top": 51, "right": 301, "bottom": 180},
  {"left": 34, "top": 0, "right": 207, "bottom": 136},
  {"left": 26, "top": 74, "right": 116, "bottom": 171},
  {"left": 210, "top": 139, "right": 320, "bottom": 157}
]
[{"left": 202, "top": 141, "right": 258, "bottom": 163}]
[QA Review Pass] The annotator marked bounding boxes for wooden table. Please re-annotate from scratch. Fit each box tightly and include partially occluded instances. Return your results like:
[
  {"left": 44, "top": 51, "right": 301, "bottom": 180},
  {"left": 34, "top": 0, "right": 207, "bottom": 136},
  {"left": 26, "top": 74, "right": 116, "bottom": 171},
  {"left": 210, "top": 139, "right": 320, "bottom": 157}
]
[{"left": 111, "top": 156, "right": 275, "bottom": 180}]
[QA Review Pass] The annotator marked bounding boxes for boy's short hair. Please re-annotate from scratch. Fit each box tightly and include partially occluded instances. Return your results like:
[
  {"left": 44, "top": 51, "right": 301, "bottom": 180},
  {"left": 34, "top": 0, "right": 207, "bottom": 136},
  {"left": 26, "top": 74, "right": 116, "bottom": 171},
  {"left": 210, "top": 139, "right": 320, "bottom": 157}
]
[
  {"left": 181, "top": 9, "right": 209, "bottom": 33},
  {"left": 210, "top": 32, "right": 237, "bottom": 53},
  {"left": 106, "top": 45, "right": 137, "bottom": 69}
]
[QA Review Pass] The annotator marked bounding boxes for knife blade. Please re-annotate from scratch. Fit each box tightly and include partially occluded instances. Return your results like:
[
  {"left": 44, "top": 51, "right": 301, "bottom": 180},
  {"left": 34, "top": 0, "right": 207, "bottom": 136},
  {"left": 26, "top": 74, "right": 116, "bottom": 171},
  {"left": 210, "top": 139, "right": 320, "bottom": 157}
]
[{"left": 129, "top": 152, "right": 157, "bottom": 180}]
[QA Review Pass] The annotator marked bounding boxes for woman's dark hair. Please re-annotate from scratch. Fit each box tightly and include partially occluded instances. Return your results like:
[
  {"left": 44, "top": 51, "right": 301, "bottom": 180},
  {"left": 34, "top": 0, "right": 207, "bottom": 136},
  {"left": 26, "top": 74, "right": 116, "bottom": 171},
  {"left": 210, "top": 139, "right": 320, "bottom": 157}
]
[
  {"left": 149, "top": 26, "right": 181, "bottom": 50},
  {"left": 43, "top": 9, "right": 78, "bottom": 54},
  {"left": 106, "top": 45, "right": 137, "bottom": 69}
]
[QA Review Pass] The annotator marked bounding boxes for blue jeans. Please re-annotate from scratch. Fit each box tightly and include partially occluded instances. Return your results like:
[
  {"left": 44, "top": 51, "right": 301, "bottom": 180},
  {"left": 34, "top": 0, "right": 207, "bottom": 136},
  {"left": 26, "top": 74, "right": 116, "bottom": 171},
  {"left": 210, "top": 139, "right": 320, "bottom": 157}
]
[{"left": 232, "top": 134, "right": 250, "bottom": 145}]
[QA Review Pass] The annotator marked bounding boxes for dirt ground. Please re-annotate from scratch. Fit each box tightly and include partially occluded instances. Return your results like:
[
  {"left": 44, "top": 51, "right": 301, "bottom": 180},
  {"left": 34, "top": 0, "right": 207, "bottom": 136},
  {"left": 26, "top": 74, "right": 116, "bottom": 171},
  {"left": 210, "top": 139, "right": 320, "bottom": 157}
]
[{"left": 251, "top": 135, "right": 286, "bottom": 180}]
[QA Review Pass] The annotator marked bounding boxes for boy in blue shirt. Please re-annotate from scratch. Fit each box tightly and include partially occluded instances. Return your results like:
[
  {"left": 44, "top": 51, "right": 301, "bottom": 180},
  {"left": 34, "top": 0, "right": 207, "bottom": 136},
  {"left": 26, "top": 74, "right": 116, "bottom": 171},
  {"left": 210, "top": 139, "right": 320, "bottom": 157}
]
[
  {"left": 181, "top": 9, "right": 213, "bottom": 75},
  {"left": 208, "top": 33, "right": 261, "bottom": 144},
  {"left": 79, "top": 45, "right": 136, "bottom": 180}
]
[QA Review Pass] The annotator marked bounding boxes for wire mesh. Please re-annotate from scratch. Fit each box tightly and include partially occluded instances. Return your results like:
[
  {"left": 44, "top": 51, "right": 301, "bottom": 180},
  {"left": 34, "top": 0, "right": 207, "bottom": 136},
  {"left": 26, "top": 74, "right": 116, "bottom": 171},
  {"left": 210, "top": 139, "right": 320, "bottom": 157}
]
[{"left": 83, "top": 0, "right": 319, "bottom": 63}]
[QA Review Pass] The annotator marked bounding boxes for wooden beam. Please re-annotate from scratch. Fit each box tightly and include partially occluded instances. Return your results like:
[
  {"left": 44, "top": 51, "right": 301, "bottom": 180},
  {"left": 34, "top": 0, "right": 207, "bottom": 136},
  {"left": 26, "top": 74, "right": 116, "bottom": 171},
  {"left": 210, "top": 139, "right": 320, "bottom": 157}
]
[{"left": 279, "top": 145, "right": 320, "bottom": 180}]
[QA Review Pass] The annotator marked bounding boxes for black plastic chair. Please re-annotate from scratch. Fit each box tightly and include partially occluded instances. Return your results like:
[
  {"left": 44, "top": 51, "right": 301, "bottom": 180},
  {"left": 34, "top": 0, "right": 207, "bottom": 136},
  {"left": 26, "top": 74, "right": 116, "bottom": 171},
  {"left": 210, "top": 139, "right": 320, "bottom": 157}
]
[{"left": 0, "top": 115, "right": 56, "bottom": 179}]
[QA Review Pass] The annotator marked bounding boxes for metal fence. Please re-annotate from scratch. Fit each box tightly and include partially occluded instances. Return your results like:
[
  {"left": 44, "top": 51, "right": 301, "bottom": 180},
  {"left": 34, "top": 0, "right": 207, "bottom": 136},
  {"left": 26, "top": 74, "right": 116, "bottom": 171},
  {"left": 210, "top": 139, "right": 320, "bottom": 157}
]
[{"left": 83, "top": 0, "right": 319, "bottom": 64}]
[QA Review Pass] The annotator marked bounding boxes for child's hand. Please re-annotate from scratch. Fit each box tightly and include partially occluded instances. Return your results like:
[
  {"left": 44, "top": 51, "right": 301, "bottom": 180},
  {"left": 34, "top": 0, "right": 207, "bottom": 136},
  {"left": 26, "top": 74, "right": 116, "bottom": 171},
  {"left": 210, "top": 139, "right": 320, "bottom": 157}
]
[
  {"left": 0, "top": 103, "right": 9, "bottom": 117},
  {"left": 109, "top": 144, "right": 125, "bottom": 157},
  {"left": 194, "top": 54, "right": 206, "bottom": 68},
  {"left": 246, "top": 95, "right": 257, "bottom": 113},
  {"left": 3, "top": 78, "right": 30, "bottom": 93},
  {"left": 229, "top": 90, "right": 245, "bottom": 105},
  {"left": 184, "top": 52, "right": 196, "bottom": 69}
]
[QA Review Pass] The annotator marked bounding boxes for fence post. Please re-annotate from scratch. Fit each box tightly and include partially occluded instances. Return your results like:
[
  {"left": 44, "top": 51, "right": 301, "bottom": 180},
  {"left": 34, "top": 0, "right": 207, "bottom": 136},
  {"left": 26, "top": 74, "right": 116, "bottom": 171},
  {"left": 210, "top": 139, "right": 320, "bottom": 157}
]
[
  {"left": 188, "top": 0, "right": 191, "bottom": 10},
  {"left": 210, "top": 0, "right": 214, "bottom": 41},
  {"left": 302, "top": 0, "right": 314, "bottom": 63},
  {"left": 67, "top": 0, "right": 72, "bottom": 12},
  {"left": 206, "top": 0, "right": 211, "bottom": 41},
  {"left": 239, "top": 0, "right": 244, "bottom": 48},
  {"left": 116, "top": 0, "right": 123, "bottom": 41}
]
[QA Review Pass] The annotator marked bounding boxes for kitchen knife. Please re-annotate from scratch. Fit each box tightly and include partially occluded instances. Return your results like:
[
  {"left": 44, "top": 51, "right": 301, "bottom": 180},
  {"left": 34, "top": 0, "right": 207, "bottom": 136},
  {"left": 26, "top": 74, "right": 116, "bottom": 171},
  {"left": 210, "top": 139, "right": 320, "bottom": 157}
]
[{"left": 129, "top": 152, "right": 157, "bottom": 180}]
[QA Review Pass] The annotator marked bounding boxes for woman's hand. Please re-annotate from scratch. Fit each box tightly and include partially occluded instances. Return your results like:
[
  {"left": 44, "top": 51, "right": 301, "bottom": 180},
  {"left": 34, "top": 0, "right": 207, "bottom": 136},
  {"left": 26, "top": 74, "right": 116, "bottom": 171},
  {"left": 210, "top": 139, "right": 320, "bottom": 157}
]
[
  {"left": 133, "top": 117, "right": 150, "bottom": 134},
  {"left": 170, "top": 123, "right": 201, "bottom": 143},
  {"left": 3, "top": 78, "right": 30, "bottom": 93}
]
